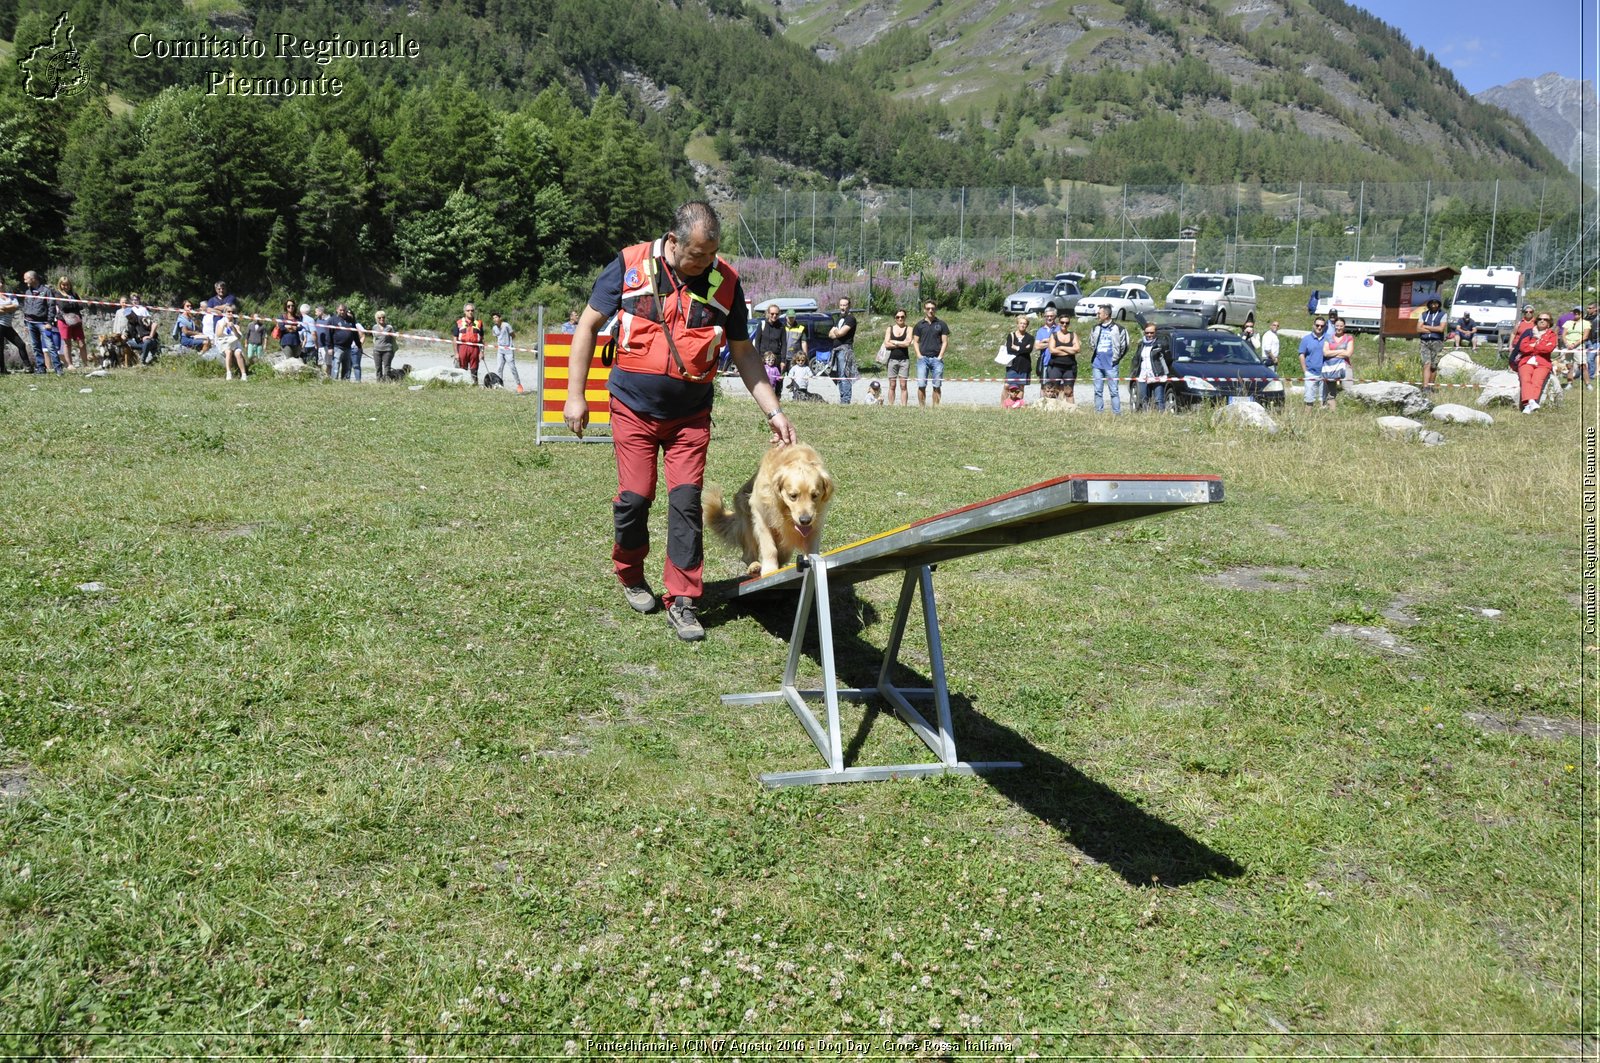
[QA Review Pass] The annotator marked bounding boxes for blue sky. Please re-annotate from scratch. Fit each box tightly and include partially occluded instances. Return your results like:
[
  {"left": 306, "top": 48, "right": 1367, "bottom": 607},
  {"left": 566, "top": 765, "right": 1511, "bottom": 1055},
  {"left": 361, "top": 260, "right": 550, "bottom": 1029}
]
[{"left": 1363, "top": 1, "right": 1596, "bottom": 94}]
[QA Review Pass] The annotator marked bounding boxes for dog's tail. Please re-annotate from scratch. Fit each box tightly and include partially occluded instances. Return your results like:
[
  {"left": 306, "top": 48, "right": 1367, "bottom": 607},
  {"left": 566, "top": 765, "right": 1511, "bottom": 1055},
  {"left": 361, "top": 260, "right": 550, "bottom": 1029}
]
[{"left": 702, "top": 482, "right": 740, "bottom": 545}]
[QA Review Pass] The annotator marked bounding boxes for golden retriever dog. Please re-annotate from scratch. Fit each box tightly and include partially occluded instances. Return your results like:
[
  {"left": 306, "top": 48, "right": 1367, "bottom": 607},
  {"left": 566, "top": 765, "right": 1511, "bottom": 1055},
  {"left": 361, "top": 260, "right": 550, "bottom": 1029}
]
[{"left": 704, "top": 443, "right": 834, "bottom": 578}]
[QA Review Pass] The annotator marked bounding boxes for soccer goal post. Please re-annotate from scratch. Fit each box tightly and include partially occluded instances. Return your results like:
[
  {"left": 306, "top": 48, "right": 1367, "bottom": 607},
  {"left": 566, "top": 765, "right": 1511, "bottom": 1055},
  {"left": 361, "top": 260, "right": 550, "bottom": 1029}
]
[{"left": 1053, "top": 238, "right": 1196, "bottom": 280}]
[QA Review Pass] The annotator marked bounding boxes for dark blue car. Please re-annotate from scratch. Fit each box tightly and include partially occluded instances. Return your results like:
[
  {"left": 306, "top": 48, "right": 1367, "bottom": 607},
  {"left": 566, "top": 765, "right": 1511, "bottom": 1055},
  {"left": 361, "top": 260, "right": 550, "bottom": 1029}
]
[{"left": 1136, "top": 312, "right": 1284, "bottom": 410}]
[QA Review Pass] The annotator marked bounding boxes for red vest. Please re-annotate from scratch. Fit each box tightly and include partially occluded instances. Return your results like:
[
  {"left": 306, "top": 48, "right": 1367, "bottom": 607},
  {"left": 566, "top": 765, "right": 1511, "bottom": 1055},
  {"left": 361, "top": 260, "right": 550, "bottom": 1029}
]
[
  {"left": 614, "top": 238, "right": 737, "bottom": 383},
  {"left": 456, "top": 317, "right": 484, "bottom": 357}
]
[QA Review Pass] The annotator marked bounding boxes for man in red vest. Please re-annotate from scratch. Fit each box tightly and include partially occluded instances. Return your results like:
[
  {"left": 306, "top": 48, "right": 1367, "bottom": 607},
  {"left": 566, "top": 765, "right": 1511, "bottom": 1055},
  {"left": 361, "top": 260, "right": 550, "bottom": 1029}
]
[
  {"left": 564, "top": 201, "right": 797, "bottom": 641},
  {"left": 454, "top": 301, "right": 486, "bottom": 385}
]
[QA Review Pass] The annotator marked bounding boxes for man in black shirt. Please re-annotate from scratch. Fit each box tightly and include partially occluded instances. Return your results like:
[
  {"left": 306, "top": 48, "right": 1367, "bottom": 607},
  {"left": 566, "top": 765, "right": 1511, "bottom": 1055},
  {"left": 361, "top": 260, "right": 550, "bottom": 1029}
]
[
  {"left": 828, "top": 296, "right": 859, "bottom": 404},
  {"left": 752, "top": 304, "right": 787, "bottom": 370},
  {"left": 911, "top": 300, "right": 949, "bottom": 407}
]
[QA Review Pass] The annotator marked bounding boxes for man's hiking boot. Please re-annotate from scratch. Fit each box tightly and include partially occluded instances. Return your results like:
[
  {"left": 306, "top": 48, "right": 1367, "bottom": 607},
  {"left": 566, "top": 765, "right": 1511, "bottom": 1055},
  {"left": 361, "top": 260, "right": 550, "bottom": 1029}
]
[
  {"left": 622, "top": 583, "right": 659, "bottom": 614},
  {"left": 665, "top": 597, "right": 705, "bottom": 642}
]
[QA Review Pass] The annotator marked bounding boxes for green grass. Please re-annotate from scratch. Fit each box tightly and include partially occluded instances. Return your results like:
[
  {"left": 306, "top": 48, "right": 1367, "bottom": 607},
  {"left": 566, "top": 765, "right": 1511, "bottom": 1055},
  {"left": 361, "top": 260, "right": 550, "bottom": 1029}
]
[{"left": 0, "top": 362, "right": 1590, "bottom": 1057}]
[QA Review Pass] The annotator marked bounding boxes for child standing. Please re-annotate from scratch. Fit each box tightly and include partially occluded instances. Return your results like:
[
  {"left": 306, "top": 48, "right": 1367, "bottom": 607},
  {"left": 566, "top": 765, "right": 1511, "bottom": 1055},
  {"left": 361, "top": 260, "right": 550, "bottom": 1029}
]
[
  {"left": 245, "top": 314, "right": 266, "bottom": 364},
  {"left": 763, "top": 351, "right": 782, "bottom": 392}
]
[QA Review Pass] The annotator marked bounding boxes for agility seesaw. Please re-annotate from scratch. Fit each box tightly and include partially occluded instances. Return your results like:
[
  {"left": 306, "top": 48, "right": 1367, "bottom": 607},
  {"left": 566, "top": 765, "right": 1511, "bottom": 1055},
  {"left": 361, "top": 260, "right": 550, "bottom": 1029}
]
[{"left": 722, "top": 474, "right": 1224, "bottom": 788}]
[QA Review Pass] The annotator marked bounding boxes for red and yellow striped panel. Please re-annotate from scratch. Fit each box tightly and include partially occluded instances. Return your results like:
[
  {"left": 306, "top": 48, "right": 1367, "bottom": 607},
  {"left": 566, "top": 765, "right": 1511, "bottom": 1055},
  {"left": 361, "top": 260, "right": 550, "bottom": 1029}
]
[{"left": 541, "top": 335, "right": 612, "bottom": 425}]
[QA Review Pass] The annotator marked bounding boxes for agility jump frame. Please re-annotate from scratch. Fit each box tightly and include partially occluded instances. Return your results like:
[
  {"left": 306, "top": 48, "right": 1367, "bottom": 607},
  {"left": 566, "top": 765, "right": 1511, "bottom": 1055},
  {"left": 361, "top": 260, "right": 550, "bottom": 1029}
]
[{"left": 722, "top": 474, "right": 1224, "bottom": 788}]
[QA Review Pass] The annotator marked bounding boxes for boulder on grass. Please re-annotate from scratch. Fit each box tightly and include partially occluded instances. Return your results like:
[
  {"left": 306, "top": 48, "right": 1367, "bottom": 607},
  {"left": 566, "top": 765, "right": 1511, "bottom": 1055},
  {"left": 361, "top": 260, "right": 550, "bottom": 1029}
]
[
  {"left": 1211, "top": 401, "right": 1279, "bottom": 434},
  {"left": 1348, "top": 381, "right": 1430, "bottom": 416},
  {"left": 271, "top": 356, "right": 309, "bottom": 375},
  {"left": 412, "top": 365, "right": 473, "bottom": 386},
  {"left": 1420, "top": 430, "right": 1447, "bottom": 446},
  {"left": 1431, "top": 403, "right": 1493, "bottom": 426},
  {"left": 1437, "top": 350, "right": 1481, "bottom": 378},
  {"left": 1476, "top": 383, "right": 1520, "bottom": 408},
  {"left": 1376, "top": 415, "right": 1425, "bottom": 440}
]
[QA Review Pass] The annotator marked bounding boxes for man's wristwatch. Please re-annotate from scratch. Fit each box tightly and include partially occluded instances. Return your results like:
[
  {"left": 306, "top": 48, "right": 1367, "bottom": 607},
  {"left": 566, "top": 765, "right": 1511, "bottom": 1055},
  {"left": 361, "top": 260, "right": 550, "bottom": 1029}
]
[{"left": 766, "top": 407, "right": 782, "bottom": 421}]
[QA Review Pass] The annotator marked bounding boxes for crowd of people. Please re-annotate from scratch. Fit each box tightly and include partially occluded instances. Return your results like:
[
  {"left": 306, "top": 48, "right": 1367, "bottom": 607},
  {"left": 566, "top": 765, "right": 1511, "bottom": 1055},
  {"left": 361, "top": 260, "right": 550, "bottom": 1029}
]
[
  {"left": 5, "top": 268, "right": 1593, "bottom": 419},
  {"left": 0, "top": 273, "right": 573, "bottom": 388}
]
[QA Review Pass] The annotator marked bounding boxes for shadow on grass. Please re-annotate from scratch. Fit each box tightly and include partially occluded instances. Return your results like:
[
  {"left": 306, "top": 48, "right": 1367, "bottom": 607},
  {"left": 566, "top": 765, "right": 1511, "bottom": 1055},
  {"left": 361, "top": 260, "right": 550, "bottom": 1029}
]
[{"left": 706, "top": 577, "right": 1245, "bottom": 889}]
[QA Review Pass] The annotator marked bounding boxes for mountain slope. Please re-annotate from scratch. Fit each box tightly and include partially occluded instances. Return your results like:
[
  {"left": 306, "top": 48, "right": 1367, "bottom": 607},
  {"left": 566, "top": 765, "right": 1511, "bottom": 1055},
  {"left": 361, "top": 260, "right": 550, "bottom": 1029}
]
[
  {"left": 776, "top": 0, "right": 1567, "bottom": 181},
  {"left": 1477, "top": 73, "right": 1595, "bottom": 175}
]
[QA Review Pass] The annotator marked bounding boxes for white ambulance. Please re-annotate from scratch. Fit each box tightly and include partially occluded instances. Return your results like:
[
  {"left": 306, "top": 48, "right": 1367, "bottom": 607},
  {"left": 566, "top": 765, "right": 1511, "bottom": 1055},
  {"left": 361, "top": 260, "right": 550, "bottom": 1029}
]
[{"left": 1448, "top": 266, "right": 1525, "bottom": 345}]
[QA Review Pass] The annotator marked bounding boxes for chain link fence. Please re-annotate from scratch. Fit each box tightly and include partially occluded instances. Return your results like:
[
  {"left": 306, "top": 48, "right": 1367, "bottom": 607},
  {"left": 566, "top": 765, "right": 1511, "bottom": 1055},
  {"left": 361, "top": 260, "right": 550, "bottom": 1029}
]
[{"left": 727, "top": 180, "right": 1596, "bottom": 292}]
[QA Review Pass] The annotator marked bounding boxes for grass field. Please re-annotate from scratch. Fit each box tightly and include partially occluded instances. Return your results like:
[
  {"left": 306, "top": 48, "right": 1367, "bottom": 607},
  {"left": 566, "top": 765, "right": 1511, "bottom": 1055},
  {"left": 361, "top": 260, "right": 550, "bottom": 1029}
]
[{"left": 0, "top": 361, "right": 1591, "bottom": 1059}]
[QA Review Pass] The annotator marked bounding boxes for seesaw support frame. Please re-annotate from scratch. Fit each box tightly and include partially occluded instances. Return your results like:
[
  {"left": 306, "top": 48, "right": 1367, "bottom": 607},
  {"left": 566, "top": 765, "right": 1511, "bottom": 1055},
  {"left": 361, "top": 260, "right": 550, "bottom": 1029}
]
[
  {"left": 721, "top": 474, "right": 1224, "bottom": 788},
  {"left": 722, "top": 558, "right": 1021, "bottom": 788}
]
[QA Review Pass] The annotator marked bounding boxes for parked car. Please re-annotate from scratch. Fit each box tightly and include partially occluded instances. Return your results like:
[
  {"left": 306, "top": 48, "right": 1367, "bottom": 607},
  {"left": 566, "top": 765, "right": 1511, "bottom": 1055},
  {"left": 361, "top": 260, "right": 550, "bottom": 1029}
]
[
  {"left": 1074, "top": 284, "right": 1156, "bottom": 321},
  {"left": 1002, "top": 278, "right": 1081, "bottom": 316},
  {"left": 752, "top": 296, "right": 820, "bottom": 315},
  {"left": 1163, "top": 272, "right": 1258, "bottom": 326},
  {"left": 1134, "top": 315, "right": 1284, "bottom": 410}
]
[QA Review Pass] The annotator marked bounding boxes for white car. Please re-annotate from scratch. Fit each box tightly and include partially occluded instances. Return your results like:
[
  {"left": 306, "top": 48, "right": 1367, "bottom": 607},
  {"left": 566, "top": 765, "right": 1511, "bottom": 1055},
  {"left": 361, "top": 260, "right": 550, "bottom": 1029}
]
[{"left": 1074, "top": 284, "right": 1155, "bottom": 321}]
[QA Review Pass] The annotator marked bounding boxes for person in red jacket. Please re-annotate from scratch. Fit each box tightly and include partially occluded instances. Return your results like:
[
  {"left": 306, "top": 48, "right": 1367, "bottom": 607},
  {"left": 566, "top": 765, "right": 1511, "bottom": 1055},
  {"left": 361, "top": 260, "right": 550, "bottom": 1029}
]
[
  {"left": 563, "top": 201, "right": 796, "bottom": 641},
  {"left": 454, "top": 302, "right": 486, "bottom": 385},
  {"left": 1510, "top": 310, "right": 1559, "bottom": 413}
]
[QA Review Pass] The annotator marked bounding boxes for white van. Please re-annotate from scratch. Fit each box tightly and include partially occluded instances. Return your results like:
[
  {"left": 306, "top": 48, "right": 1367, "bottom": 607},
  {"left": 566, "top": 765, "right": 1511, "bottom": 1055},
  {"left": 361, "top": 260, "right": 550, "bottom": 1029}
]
[
  {"left": 1326, "top": 260, "right": 1404, "bottom": 332},
  {"left": 1163, "top": 273, "right": 1259, "bottom": 327},
  {"left": 1449, "top": 267, "right": 1524, "bottom": 345}
]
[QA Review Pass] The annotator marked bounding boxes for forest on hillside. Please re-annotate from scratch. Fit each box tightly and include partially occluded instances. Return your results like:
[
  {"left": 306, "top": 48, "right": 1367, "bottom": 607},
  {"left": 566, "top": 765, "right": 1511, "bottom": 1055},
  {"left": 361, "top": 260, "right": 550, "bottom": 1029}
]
[{"left": 0, "top": 0, "right": 1575, "bottom": 302}]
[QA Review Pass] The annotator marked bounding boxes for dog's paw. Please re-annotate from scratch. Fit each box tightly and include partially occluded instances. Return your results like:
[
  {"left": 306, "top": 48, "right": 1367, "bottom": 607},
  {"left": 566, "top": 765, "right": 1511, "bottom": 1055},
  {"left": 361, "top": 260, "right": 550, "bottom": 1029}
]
[
  {"left": 758, "top": 563, "right": 779, "bottom": 577},
  {"left": 745, "top": 561, "right": 763, "bottom": 577}
]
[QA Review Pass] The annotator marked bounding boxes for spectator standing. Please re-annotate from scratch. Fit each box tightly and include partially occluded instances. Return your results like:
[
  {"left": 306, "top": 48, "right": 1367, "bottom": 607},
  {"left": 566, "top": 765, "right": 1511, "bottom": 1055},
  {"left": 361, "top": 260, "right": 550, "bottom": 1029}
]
[
  {"left": 1087, "top": 305, "right": 1126, "bottom": 414},
  {"left": 1583, "top": 303, "right": 1599, "bottom": 389},
  {"left": 1510, "top": 311, "right": 1559, "bottom": 413},
  {"left": 1418, "top": 296, "right": 1447, "bottom": 391},
  {"left": 1032, "top": 307, "right": 1059, "bottom": 402},
  {"left": 276, "top": 300, "right": 305, "bottom": 363},
  {"left": 1241, "top": 320, "right": 1258, "bottom": 353},
  {"left": 752, "top": 305, "right": 787, "bottom": 373},
  {"left": 54, "top": 276, "right": 87, "bottom": 371},
  {"left": 1131, "top": 322, "right": 1170, "bottom": 412},
  {"left": 202, "top": 280, "right": 238, "bottom": 337},
  {"left": 492, "top": 312, "right": 523, "bottom": 392},
  {"left": 1299, "top": 316, "right": 1328, "bottom": 407},
  {"left": 1260, "top": 319, "right": 1281, "bottom": 368},
  {"left": 1320, "top": 317, "right": 1355, "bottom": 410},
  {"left": 313, "top": 305, "right": 336, "bottom": 379},
  {"left": 1003, "top": 314, "right": 1034, "bottom": 400},
  {"left": 245, "top": 314, "right": 266, "bottom": 364},
  {"left": 20, "top": 271, "right": 62, "bottom": 374},
  {"left": 762, "top": 351, "right": 782, "bottom": 392},
  {"left": 786, "top": 350, "right": 815, "bottom": 400},
  {"left": 828, "top": 296, "right": 859, "bottom": 404},
  {"left": 782, "top": 311, "right": 806, "bottom": 371},
  {"left": 298, "top": 303, "right": 316, "bottom": 363},
  {"left": 882, "top": 309, "right": 912, "bottom": 405},
  {"left": 1557, "top": 305, "right": 1581, "bottom": 332},
  {"left": 370, "top": 310, "right": 399, "bottom": 380},
  {"left": 328, "top": 304, "right": 361, "bottom": 380},
  {"left": 1044, "top": 320, "right": 1080, "bottom": 406},
  {"left": 560, "top": 200, "right": 793, "bottom": 642},
  {"left": 0, "top": 279, "right": 29, "bottom": 373},
  {"left": 1560, "top": 308, "right": 1591, "bottom": 386},
  {"left": 454, "top": 301, "right": 486, "bottom": 386},
  {"left": 911, "top": 300, "right": 949, "bottom": 407},
  {"left": 558, "top": 308, "right": 579, "bottom": 334}
]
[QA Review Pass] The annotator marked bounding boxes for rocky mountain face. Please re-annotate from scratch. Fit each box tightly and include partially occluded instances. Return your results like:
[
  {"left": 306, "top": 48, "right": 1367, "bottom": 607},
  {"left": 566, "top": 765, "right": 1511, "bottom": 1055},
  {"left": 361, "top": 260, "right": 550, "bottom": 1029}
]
[
  {"left": 775, "top": 0, "right": 1566, "bottom": 179},
  {"left": 1476, "top": 73, "right": 1594, "bottom": 174}
]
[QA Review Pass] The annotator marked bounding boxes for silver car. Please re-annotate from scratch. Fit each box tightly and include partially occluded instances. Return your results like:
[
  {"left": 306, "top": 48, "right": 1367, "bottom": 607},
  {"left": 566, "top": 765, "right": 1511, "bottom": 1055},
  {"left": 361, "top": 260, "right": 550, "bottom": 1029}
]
[{"left": 1003, "top": 278, "right": 1081, "bottom": 317}]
